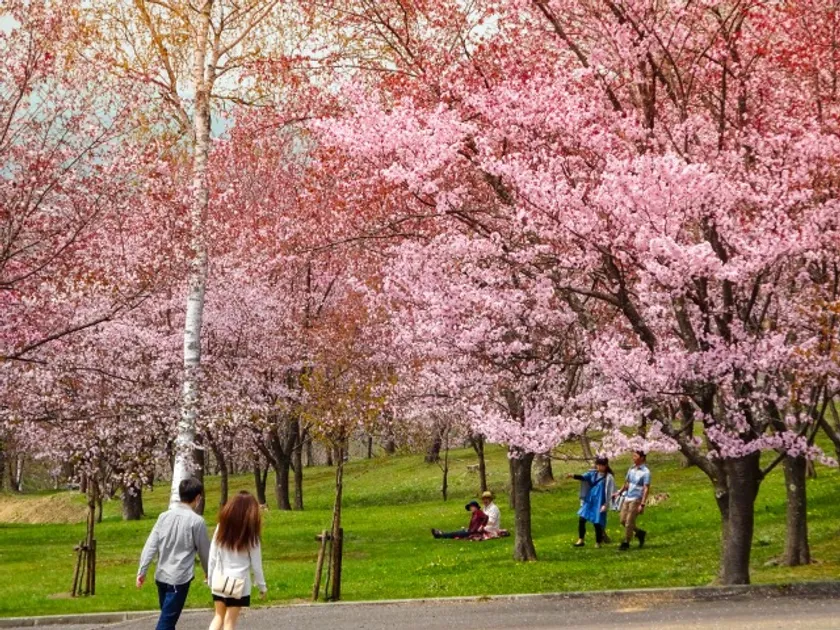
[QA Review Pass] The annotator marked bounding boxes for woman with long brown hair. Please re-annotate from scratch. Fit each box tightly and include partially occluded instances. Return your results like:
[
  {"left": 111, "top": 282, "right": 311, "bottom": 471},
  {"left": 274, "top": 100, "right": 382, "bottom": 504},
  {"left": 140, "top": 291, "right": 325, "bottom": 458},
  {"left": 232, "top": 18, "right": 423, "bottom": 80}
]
[{"left": 207, "top": 491, "right": 267, "bottom": 630}]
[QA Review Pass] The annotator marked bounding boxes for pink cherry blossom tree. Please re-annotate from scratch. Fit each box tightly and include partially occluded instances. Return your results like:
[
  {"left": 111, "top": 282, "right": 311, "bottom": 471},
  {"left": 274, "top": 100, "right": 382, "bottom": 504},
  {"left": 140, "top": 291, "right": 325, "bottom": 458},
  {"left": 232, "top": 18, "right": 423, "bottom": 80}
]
[
  {"left": 0, "top": 0, "right": 157, "bottom": 366},
  {"left": 306, "top": 0, "right": 840, "bottom": 581},
  {"left": 0, "top": 0, "right": 184, "bottom": 510}
]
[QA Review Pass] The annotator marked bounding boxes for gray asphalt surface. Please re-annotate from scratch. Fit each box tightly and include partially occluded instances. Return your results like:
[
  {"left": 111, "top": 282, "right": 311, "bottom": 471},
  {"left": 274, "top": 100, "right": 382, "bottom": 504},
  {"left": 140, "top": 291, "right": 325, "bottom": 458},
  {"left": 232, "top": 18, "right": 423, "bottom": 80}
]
[{"left": 11, "top": 594, "right": 840, "bottom": 630}]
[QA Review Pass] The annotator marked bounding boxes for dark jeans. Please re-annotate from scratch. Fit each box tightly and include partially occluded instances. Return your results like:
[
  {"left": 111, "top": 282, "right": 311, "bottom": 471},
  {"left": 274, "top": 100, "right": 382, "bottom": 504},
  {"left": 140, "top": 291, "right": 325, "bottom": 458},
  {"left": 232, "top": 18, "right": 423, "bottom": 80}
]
[
  {"left": 438, "top": 528, "right": 470, "bottom": 539},
  {"left": 156, "top": 580, "right": 191, "bottom": 630},
  {"left": 578, "top": 517, "right": 604, "bottom": 544}
]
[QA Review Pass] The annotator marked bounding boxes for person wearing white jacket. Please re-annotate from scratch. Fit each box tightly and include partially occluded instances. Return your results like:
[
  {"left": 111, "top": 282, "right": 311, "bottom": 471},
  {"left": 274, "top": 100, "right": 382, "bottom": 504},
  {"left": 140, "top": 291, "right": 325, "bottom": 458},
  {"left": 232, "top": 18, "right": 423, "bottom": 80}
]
[
  {"left": 481, "top": 491, "right": 502, "bottom": 535},
  {"left": 208, "top": 491, "right": 267, "bottom": 630}
]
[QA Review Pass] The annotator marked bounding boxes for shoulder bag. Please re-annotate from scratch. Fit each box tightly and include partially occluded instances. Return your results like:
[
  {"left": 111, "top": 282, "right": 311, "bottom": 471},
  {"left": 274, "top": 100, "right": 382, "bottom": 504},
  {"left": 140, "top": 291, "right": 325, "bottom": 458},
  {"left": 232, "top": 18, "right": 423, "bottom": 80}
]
[
  {"left": 610, "top": 489, "right": 626, "bottom": 512},
  {"left": 211, "top": 543, "right": 245, "bottom": 599}
]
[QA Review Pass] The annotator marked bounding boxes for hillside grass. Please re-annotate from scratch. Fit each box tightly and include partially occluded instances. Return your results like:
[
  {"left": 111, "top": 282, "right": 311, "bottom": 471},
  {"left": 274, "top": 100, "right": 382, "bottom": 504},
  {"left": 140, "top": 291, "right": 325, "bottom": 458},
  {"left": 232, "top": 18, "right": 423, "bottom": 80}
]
[{"left": 0, "top": 446, "right": 838, "bottom": 618}]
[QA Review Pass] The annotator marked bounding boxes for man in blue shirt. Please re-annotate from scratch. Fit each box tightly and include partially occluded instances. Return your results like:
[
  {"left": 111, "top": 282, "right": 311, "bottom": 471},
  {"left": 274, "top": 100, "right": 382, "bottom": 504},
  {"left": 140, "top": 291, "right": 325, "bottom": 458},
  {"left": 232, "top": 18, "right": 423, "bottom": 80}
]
[{"left": 614, "top": 450, "right": 651, "bottom": 550}]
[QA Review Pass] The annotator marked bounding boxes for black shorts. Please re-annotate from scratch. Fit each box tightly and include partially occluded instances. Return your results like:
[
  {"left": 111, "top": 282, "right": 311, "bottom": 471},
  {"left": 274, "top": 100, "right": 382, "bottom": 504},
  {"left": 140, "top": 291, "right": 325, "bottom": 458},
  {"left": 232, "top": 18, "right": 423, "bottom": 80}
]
[{"left": 213, "top": 594, "right": 251, "bottom": 608}]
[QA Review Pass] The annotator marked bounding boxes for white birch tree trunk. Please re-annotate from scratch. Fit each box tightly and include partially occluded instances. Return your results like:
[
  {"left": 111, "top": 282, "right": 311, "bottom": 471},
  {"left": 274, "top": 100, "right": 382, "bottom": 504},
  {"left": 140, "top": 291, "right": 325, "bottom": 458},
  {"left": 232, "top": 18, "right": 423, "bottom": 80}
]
[
  {"left": 170, "top": 0, "right": 215, "bottom": 508},
  {"left": 13, "top": 453, "right": 25, "bottom": 493}
]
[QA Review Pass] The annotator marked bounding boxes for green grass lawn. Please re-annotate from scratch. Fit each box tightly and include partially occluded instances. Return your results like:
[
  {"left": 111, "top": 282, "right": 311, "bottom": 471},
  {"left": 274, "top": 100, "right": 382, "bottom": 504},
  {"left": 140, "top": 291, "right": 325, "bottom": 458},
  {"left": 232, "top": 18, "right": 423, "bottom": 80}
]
[{"left": 0, "top": 446, "right": 838, "bottom": 618}]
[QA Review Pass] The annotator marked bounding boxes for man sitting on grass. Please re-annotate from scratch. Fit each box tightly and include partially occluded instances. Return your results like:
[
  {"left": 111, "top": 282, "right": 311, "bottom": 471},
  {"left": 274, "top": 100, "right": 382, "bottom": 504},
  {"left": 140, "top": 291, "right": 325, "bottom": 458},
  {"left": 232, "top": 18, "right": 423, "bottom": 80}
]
[
  {"left": 137, "top": 477, "right": 211, "bottom": 630},
  {"left": 432, "top": 500, "right": 488, "bottom": 539}
]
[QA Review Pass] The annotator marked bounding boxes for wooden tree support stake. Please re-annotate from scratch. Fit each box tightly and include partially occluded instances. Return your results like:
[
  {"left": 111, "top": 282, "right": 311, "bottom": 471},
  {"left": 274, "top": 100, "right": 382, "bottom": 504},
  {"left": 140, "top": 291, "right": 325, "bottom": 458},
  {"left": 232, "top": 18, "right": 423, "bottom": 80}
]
[
  {"left": 329, "top": 527, "right": 343, "bottom": 601},
  {"left": 71, "top": 539, "right": 96, "bottom": 597},
  {"left": 72, "top": 478, "right": 98, "bottom": 597},
  {"left": 312, "top": 529, "right": 328, "bottom": 601}
]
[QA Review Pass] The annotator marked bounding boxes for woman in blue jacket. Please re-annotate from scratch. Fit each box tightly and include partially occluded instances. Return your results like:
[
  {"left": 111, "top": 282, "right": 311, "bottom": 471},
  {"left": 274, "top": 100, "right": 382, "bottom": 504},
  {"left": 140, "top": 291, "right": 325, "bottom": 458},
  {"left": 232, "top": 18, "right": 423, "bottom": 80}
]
[{"left": 567, "top": 456, "right": 615, "bottom": 548}]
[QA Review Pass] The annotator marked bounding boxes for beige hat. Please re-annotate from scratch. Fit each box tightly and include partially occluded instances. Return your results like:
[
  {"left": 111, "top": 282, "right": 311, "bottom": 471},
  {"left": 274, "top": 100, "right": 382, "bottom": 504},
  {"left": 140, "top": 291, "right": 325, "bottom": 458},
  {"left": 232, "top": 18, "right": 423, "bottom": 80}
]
[{"left": 481, "top": 491, "right": 494, "bottom": 500}]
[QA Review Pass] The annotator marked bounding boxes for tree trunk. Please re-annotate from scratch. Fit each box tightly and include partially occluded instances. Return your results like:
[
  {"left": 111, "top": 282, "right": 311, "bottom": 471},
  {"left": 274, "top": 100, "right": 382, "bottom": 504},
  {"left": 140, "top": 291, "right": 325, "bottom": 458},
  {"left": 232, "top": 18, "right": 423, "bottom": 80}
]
[
  {"left": 219, "top": 464, "right": 229, "bottom": 508},
  {"left": 782, "top": 455, "right": 810, "bottom": 566},
  {"left": 366, "top": 435, "right": 374, "bottom": 459},
  {"left": 85, "top": 480, "right": 98, "bottom": 595},
  {"left": 579, "top": 435, "right": 593, "bottom": 460},
  {"left": 381, "top": 410, "right": 397, "bottom": 455},
  {"left": 719, "top": 453, "right": 760, "bottom": 585},
  {"left": 121, "top": 486, "right": 144, "bottom": 521},
  {"left": 425, "top": 430, "right": 442, "bottom": 463},
  {"left": 263, "top": 419, "right": 298, "bottom": 511},
  {"left": 0, "top": 442, "right": 5, "bottom": 491},
  {"left": 674, "top": 434, "right": 759, "bottom": 585},
  {"left": 820, "top": 411, "right": 840, "bottom": 463},
  {"left": 440, "top": 434, "right": 450, "bottom": 502},
  {"left": 510, "top": 451, "right": 537, "bottom": 561},
  {"left": 304, "top": 433, "right": 314, "bottom": 468},
  {"left": 193, "top": 447, "right": 205, "bottom": 481},
  {"left": 274, "top": 460, "right": 292, "bottom": 511},
  {"left": 192, "top": 447, "right": 206, "bottom": 515},
  {"left": 383, "top": 437, "right": 396, "bottom": 455},
  {"left": 328, "top": 443, "right": 346, "bottom": 601},
  {"left": 170, "top": 0, "right": 214, "bottom": 510},
  {"left": 470, "top": 435, "right": 488, "bottom": 493},
  {"left": 293, "top": 424, "right": 304, "bottom": 511},
  {"left": 326, "top": 447, "right": 334, "bottom": 467},
  {"left": 680, "top": 419, "right": 696, "bottom": 467},
  {"left": 715, "top": 487, "right": 730, "bottom": 583},
  {"left": 9, "top": 452, "right": 25, "bottom": 492},
  {"left": 534, "top": 453, "right": 554, "bottom": 486},
  {"left": 293, "top": 459, "right": 304, "bottom": 510},
  {"left": 166, "top": 440, "right": 175, "bottom": 475},
  {"left": 508, "top": 457, "right": 516, "bottom": 510},
  {"left": 207, "top": 436, "right": 229, "bottom": 507},
  {"left": 254, "top": 463, "right": 268, "bottom": 506}
]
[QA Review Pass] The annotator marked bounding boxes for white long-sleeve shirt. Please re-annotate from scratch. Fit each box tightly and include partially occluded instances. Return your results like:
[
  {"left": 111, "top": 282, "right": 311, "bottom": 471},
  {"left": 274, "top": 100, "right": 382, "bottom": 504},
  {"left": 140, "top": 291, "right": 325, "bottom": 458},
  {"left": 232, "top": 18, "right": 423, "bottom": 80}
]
[
  {"left": 208, "top": 526, "right": 267, "bottom": 598},
  {"left": 484, "top": 502, "right": 501, "bottom": 533},
  {"left": 138, "top": 504, "right": 210, "bottom": 586}
]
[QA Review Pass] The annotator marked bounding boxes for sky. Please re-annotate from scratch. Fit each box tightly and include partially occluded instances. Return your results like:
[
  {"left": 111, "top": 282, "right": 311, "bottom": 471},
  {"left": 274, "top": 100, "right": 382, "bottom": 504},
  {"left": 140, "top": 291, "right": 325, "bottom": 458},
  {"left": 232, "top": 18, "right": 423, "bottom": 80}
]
[{"left": 0, "top": 14, "right": 16, "bottom": 32}]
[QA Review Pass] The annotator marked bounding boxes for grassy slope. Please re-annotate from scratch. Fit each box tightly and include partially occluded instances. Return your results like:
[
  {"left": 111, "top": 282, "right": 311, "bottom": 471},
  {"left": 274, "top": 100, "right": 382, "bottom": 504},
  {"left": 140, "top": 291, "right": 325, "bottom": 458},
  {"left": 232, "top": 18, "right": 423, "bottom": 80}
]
[{"left": 0, "top": 446, "right": 838, "bottom": 618}]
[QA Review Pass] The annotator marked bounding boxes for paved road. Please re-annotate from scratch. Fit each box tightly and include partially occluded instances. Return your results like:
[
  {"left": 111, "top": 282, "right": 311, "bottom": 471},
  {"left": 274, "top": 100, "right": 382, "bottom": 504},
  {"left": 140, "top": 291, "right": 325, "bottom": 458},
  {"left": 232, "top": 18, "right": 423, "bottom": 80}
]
[{"left": 13, "top": 594, "right": 840, "bottom": 630}]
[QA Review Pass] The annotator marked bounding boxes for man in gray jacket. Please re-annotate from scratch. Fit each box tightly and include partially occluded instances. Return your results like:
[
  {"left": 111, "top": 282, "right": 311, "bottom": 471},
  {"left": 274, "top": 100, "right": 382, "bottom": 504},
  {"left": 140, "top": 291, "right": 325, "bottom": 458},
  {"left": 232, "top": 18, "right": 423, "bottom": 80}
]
[{"left": 137, "top": 477, "right": 211, "bottom": 630}]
